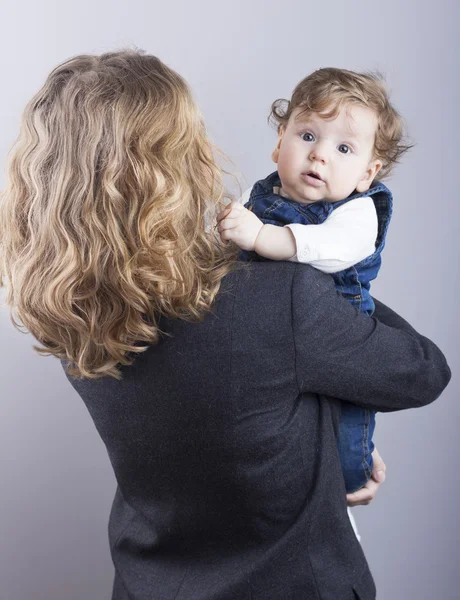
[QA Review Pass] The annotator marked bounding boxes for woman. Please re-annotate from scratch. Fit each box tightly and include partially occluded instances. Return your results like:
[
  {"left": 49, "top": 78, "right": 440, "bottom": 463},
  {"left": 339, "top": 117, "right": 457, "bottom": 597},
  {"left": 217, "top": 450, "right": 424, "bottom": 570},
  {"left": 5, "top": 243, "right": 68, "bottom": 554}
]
[{"left": 0, "top": 49, "right": 450, "bottom": 600}]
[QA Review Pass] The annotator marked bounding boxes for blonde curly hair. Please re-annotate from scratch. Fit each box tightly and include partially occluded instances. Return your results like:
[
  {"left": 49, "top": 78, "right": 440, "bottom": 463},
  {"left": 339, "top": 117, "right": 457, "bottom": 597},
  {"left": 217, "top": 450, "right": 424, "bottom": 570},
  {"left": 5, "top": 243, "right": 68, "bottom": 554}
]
[{"left": 0, "top": 49, "right": 240, "bottom": 380}]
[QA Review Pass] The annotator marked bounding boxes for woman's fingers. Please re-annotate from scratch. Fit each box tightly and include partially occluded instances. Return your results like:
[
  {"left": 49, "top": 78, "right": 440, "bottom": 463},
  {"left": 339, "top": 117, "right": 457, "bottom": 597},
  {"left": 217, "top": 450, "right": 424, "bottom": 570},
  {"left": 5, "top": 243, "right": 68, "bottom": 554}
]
[
  {"left": 346, "top": 478, "right": 379, "bottom": 507},
  {"left": 346, "top": 447, "right": 387, "bottom": 507},
  {"left": 371, "top": 447, "right": 386, "bottom": 483}
]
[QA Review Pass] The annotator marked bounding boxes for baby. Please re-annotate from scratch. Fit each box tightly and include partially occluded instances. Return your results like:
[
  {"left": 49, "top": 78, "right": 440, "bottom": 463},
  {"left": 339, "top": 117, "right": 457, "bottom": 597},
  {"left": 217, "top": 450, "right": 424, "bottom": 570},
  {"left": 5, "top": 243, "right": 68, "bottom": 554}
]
[{"left": 217, "top": 68, "right": 410, "bottom": 494}]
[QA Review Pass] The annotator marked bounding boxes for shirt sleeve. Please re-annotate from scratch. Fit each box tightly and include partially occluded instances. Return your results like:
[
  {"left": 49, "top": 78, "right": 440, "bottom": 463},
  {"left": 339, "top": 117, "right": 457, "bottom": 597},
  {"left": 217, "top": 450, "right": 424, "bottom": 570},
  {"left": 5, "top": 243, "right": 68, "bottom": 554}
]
[
  {"left": 291, "top": 264, "right": 452, "bottom": 412},
  {"left": 287, "top": 197, "right": 378, "bottom": 273}
]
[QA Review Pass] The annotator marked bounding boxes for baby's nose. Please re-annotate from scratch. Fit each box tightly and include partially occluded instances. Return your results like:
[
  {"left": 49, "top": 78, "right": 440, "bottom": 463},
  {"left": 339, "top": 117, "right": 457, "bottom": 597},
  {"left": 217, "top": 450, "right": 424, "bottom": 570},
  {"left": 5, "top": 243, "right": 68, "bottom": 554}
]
[{"left": 309, "top": 144, "right": 329, "bottom": 164}]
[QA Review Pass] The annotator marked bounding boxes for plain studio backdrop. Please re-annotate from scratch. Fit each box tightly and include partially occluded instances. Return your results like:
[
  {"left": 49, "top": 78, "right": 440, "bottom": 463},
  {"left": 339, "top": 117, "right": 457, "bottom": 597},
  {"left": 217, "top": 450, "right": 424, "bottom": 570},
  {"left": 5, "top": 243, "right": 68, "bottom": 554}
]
[{"left": 0, "top": 1, "right": 458, "bottom": 599}]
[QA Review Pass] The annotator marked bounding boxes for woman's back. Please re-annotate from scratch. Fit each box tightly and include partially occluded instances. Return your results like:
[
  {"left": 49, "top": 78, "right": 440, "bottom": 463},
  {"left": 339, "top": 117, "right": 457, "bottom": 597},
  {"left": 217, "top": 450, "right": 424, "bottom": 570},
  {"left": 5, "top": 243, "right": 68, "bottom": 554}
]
[
  {"left": 64, "top": 262, "right": 341, "bottom": 599},
  {"left": 63, "top": 259, "right": 451, "bottom": 599}
]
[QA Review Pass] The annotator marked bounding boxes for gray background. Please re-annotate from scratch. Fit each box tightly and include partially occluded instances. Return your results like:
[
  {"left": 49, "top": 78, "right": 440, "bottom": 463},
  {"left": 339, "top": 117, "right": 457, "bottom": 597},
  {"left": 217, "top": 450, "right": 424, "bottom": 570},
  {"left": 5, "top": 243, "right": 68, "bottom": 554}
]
[{"left": 0, "top": 1, "right": 458, "bottom": 598}]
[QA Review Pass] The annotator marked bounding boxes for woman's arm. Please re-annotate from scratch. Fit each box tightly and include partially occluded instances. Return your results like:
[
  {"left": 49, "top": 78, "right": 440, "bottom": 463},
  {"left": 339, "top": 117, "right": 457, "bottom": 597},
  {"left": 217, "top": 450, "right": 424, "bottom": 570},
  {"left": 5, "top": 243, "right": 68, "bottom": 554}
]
[{"left": 292, "top": 264, "right": 451, "bottom": 412}]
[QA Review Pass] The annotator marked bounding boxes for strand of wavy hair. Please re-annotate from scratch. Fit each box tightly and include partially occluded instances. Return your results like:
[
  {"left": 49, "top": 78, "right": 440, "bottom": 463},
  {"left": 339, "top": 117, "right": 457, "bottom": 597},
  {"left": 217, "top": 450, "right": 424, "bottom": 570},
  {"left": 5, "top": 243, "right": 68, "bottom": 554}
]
[{"left": 0, "top": 53, "right": 242, "bottom": 380}]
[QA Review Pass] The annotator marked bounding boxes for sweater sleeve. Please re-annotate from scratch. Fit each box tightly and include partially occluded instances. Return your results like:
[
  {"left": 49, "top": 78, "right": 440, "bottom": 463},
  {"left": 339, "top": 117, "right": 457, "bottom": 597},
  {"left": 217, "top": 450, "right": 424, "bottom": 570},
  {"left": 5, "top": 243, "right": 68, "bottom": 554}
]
[
  {"left": 287, "top": 197, "right": 378, "bottom": 273},
  {"left": 291, "top": 264, "right": 451, "bottom": 412}
]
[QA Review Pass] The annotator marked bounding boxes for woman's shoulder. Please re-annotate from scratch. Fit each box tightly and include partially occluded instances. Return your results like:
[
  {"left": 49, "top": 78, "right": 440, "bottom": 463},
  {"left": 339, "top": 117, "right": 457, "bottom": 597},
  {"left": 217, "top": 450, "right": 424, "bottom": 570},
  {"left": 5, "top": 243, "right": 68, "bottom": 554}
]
[{"left": 221, "top": 261, "right": 334, "bottom": 307}]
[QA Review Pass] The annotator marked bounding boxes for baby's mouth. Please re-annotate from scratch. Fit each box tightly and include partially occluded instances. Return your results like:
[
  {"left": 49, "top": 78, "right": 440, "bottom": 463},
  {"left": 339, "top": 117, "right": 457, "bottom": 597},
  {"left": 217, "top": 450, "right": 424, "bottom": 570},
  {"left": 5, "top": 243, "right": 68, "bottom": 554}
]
[
  {"left": 305, "top": 171, "right": 323, "bottom": 181},
  {"left": 302, "top": 171, "right": 325, "bottom": 186}
]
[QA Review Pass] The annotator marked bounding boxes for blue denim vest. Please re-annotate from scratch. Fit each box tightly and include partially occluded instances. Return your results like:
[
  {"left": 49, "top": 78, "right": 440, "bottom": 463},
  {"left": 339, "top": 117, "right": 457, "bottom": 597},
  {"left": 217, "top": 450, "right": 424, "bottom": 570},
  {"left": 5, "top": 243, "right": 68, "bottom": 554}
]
[{"left": 243, "top": 171, "right": 393, "bottom": 315}]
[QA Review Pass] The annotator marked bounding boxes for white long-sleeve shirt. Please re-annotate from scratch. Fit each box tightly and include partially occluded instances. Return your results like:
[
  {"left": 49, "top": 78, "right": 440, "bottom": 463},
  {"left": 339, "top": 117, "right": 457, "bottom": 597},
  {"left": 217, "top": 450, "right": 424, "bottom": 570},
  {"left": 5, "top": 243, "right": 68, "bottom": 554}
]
[{"left": 240, "top": 187, "right": 378, "bottom": 274}]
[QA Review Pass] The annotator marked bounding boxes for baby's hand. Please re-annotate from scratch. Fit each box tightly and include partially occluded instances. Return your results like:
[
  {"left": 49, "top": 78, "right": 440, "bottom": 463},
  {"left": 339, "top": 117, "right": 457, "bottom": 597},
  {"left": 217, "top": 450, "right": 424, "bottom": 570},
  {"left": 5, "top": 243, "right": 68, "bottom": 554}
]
[{"left": 216, "top": 202, "right": 263, "bottom": 251}]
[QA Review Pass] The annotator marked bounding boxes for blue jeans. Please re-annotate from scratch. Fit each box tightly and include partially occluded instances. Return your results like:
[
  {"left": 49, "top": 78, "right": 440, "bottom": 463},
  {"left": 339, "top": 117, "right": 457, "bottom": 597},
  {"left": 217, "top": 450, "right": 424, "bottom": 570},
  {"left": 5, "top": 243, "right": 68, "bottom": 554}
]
[{"left": 338, "top": 403, "right": 376, "bottom": 493}]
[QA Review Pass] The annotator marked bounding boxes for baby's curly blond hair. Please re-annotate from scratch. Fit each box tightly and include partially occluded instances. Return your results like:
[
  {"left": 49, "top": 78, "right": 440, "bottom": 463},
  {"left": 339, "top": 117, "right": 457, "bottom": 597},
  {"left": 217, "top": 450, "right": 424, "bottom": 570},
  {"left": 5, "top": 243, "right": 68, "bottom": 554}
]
[{"left": 269, "top": 67, "right": 413, "bottom": 180}]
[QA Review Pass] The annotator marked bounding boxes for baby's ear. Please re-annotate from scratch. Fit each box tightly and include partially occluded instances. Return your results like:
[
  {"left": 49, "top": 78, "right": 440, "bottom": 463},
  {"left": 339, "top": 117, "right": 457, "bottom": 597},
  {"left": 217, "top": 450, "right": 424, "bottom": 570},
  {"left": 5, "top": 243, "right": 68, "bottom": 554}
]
[
  {"left": 356, "top": 159, "right": 383, "bottom": 193},
  {"left": 271, "top": 127, "right": 285, "bottom": 164}
]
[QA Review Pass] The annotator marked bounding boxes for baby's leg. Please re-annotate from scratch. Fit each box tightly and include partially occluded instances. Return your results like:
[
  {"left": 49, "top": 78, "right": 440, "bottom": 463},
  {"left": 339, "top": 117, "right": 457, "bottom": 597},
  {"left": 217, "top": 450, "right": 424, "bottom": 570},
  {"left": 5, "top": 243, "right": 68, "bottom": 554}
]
[{"left": 337, "top": 403, "right": 376, "bottom": 494}]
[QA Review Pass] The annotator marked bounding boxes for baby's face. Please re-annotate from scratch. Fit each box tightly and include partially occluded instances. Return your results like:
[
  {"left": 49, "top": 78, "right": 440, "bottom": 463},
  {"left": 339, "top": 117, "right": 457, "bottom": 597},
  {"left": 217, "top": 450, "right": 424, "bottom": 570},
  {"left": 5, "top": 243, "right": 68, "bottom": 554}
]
[{"left": 272, "top": 104, "right": 382, "bottom": 204}]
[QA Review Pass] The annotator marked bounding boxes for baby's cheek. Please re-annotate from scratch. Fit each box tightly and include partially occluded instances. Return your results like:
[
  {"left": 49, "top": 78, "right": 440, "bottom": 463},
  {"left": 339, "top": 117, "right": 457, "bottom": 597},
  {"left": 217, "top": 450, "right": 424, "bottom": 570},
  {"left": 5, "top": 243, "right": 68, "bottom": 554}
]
[{"left": 277, "top": 156, "right": 294, "bottom": 183}]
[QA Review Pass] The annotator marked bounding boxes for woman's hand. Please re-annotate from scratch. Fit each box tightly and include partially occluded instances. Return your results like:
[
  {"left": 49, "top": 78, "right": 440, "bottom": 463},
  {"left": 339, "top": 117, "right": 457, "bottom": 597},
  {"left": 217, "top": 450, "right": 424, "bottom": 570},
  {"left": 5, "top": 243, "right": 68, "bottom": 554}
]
[{"left": 346, "top": 447, "right": 387, "bottom": 507}]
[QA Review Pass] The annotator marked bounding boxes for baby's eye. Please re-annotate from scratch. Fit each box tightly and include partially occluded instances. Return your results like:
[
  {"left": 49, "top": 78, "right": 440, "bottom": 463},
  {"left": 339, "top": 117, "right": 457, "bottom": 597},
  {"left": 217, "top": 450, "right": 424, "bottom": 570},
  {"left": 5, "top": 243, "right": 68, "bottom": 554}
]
[
  {"left": 301, "top": 132, "right": 315, "bottom": 142},
  {"left": 338, "top": 144, "right": 351, "bottom": 154}
]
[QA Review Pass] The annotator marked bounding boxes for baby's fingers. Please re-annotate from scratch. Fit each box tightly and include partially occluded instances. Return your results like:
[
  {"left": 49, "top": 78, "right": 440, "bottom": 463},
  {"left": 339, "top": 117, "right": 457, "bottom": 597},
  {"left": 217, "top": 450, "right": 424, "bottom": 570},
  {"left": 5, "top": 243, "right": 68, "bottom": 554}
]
[
  {"left": 216, "top": 208, "right": 231, "bottom": 223},
  {"left": 219, "top": 228, "right": 238, "bottom": 242},
  {"left": 216, "top": 202, "right": 243, "bottom": 223},
  {"left": 217, "top": 218, "right": 238, "bottom": 233}
]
